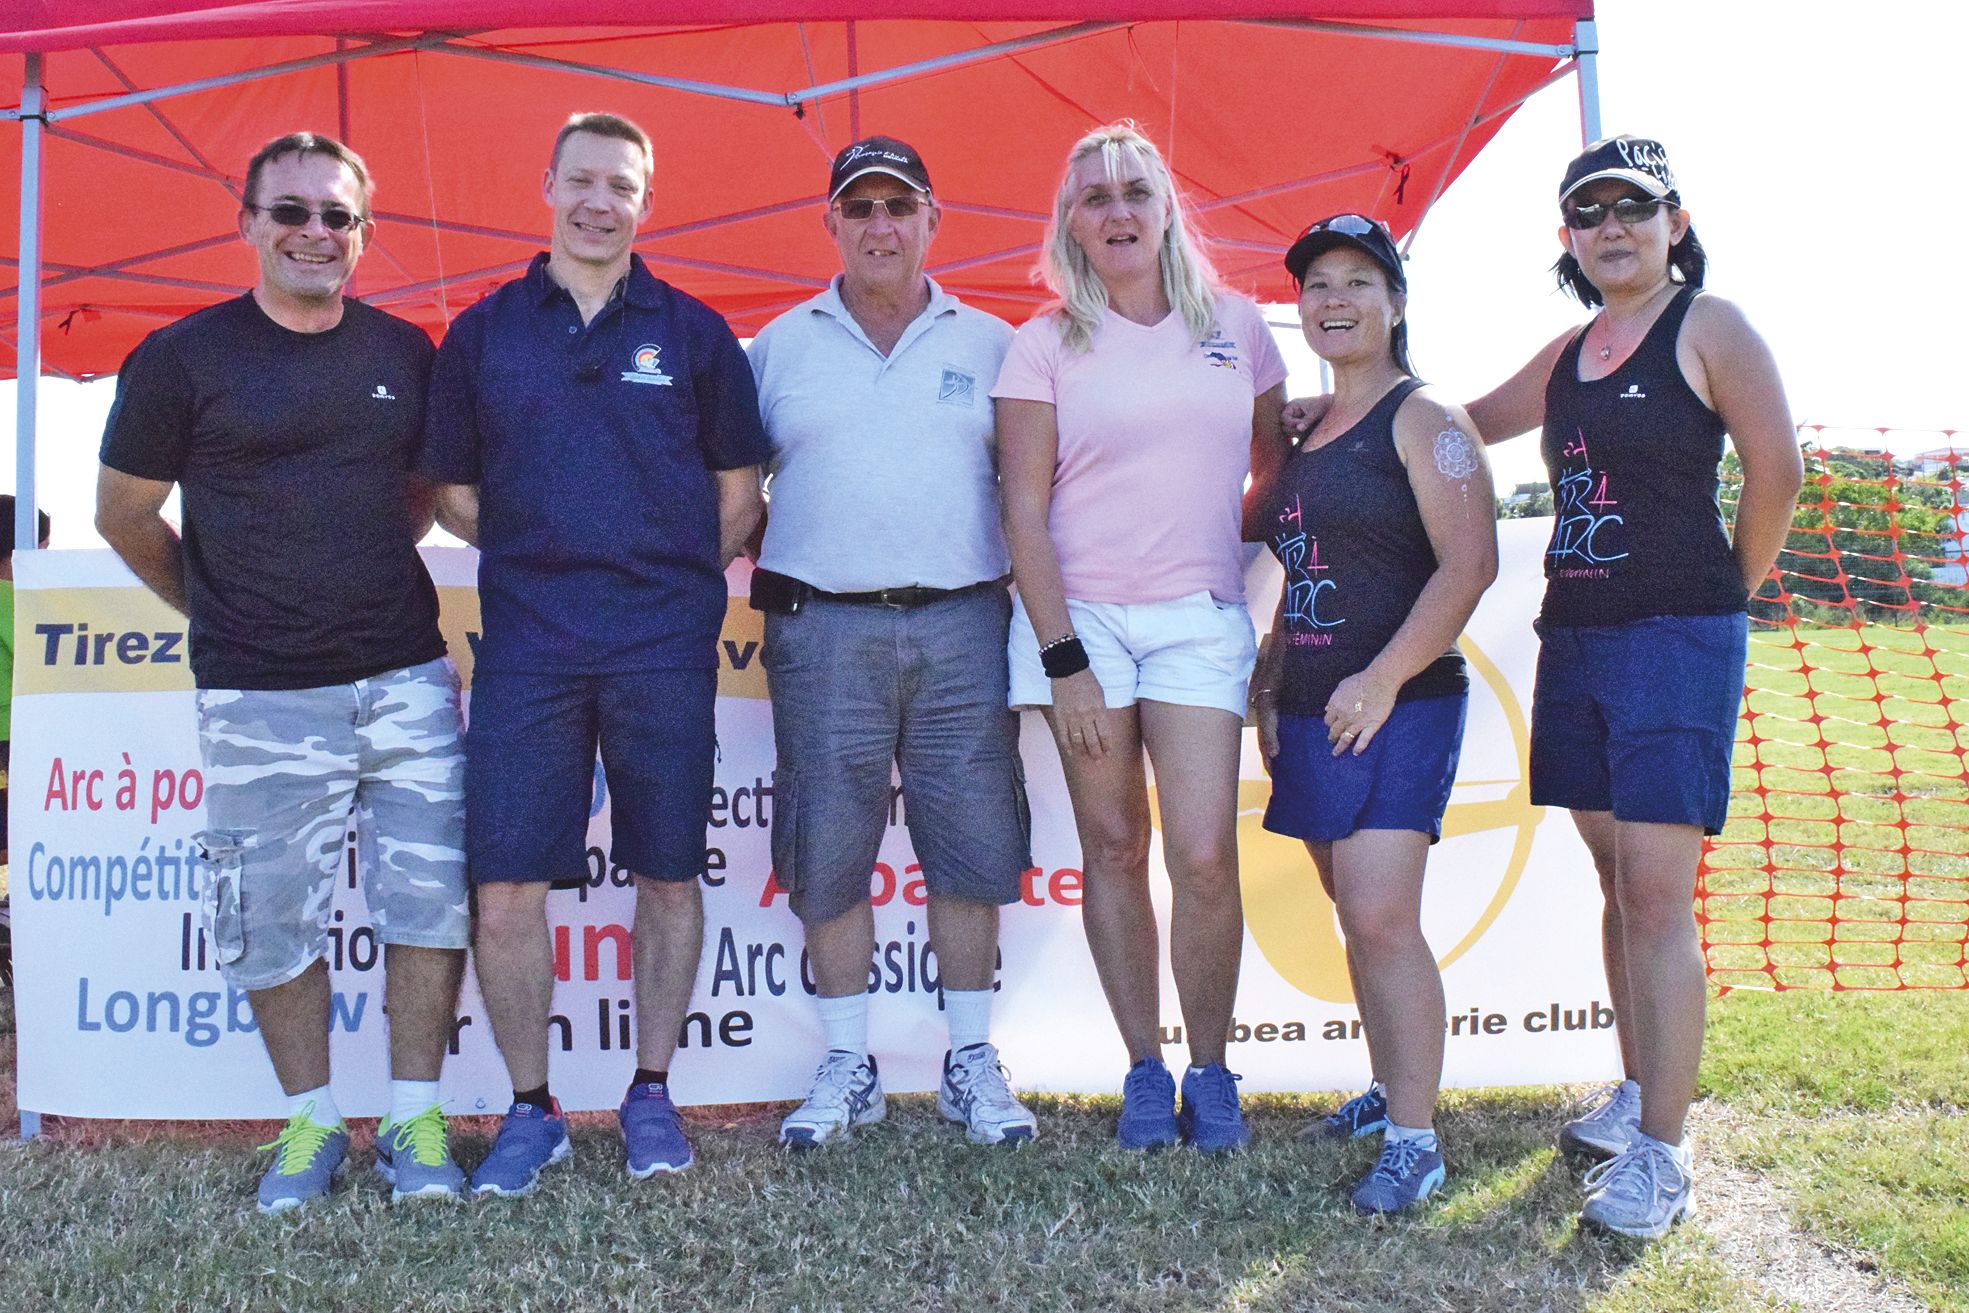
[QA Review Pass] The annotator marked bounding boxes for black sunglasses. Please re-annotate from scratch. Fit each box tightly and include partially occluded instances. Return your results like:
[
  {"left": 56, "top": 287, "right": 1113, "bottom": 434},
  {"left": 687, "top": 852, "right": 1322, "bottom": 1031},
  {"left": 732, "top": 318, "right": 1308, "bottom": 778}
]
[
  {"left": 247, "top": 202, "right": 367, "bottom": 232},
  {"left": 1562, "top": 196, "right": 1672, "bottom": 230},
  {"left": 833, "top": 195, "right": 923, "bottom": 221}
]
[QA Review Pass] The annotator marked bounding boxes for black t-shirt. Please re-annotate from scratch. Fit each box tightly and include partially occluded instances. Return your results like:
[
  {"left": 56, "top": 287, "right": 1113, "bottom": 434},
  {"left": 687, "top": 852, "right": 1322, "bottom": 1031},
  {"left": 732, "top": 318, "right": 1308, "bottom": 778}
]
[
  {"left": 100, "top": 295, "right": 446, "bottom": 690},
  {"left": 1538, "top": 286, "right": 1745, "bottom": 626},
  {"left": 1254, "top": 378, "right": 1465, "bottom": 716}
]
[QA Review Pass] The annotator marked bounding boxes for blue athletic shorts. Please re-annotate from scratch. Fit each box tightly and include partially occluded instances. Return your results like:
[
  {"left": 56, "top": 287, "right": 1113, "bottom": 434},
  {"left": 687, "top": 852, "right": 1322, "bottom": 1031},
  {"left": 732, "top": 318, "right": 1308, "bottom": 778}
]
[
  {"left": 465, "top": 667, "right": 716, "bottom": 883},
  {"left": 1529, "top": 612, "right": 1748, "bottom": 835},
  {"left": 1262, "top": 694, "right": 1466, "bottom": 843}
]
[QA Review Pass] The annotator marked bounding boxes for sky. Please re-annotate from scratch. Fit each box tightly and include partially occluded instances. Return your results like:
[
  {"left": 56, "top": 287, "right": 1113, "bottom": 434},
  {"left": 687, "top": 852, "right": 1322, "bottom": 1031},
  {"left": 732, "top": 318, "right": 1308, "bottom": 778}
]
[{"left": 5, "top": 0, "right": 1966, "bottom": 546}]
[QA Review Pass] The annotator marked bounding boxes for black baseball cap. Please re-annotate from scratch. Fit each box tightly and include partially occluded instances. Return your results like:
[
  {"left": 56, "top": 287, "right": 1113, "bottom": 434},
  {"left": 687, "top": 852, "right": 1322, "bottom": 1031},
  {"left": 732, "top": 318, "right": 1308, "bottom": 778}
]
[
  {"left": 1559, "top": 135, "right": 1678, "bottom": 206},
  {"left": 827, "top": 136, "right": 932, "bottom": 200},
  {"left": 1283, "top": 213, "right": 1406, "bottom": 291}
]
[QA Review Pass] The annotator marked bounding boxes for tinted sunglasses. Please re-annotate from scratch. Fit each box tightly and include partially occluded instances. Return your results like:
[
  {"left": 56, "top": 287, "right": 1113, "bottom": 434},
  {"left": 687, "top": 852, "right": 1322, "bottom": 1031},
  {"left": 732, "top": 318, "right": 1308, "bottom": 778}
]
[
  {"left": 833, "top": 195, "right": 923, "bottom": 221},
  {"left": 1305, "top": 212, "right": 1389, "bottom": 241},
  {"left": 1562, "top": 196, "right": 1671, "bottom": 230},
  {"left": 247, "top": 202, "right": 366, "bottom": 232}
]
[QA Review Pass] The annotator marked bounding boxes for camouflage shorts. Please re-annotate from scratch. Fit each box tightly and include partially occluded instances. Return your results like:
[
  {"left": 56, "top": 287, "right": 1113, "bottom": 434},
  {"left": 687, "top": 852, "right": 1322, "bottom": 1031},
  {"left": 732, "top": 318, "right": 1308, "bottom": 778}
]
[{"left": 194, "top": 656, "right": 469, "bottom": 991}]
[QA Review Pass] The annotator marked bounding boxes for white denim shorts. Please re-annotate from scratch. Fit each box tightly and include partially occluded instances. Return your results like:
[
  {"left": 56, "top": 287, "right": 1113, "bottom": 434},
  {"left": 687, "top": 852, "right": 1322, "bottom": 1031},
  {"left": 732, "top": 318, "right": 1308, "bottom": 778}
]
[{"left": 1009, "top": 589, "right": 1257, "bottom": 717}]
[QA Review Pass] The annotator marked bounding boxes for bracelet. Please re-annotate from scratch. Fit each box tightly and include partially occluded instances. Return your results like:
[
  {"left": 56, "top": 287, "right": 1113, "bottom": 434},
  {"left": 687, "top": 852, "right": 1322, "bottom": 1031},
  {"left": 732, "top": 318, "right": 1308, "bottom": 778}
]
[{"left": 1039, "top": 635, "right": 1091, "bottom": 679}]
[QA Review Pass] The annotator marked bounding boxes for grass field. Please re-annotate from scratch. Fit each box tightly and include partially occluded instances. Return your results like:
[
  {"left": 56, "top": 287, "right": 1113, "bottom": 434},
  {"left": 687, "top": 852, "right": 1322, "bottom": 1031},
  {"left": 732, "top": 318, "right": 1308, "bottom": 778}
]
[
  {"left": 0, "top": 622, "right": 1962, "bottom": 1311},
  {"left": 0, "top": 987, "right": 1962, "bottom": 1313}
]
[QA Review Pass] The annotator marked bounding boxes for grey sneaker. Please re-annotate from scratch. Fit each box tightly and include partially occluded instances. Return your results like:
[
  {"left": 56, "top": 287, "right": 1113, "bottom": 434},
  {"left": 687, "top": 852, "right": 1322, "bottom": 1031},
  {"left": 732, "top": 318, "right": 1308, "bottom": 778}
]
[
  {"left": 256, "top": 1107, "right": 350, "bottom": 1214},
  {"left": 374, "top": 1105, "right": 465, "bottom": 1201},
  {"left": 779, "top": 1050, "right": 884, "bottom": 1150},
  {"left": 1580, "top": 1137, "right": 1693, "bottom": 1239},
  {"left": 939, "top": 1043, "right": 1037, "bottom": 1146},
  {"left": 1561, "top": 1079, "right": 1642, "bottom": 1163}
]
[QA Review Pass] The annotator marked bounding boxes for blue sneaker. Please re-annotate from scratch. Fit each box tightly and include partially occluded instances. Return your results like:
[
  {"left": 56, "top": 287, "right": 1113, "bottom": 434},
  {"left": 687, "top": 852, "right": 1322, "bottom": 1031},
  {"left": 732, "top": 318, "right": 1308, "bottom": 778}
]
[
  {"left": 619, "top": 1082, "right": 694, "bottom": 1177},
  {"left": 256, "top": 1107, "right": 350, "bottom": 1214},
  {"left": 1116, "top": 1057, "right": 1179, "bottom": 1150},
  {"left": 470, "top": 1099, "right": 572, "bottom": 1197},
  {"left": 1178, "top": 1063, "right": 1250, "bottom": 1154},
  {"left": 1301, "top": 1084, "right": 1390, "bottom": 1142},
  {"left": 374, "top": 1105, "right": 465, "bottom": 1201},
  {"left": 1351, "top": 1135, "right": 1447, "bottom": 1215}
]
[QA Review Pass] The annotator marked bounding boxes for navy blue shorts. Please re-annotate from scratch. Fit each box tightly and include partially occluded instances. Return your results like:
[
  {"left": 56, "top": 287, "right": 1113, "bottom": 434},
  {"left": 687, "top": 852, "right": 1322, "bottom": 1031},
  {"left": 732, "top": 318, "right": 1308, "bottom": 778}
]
[
  {"left": 465, "top": 668, "right": 716, "bottom": 884},
  {"left": 1529, "top": 612, "right": 1748, "bottom": 835},
  {"left": 1263, "top": 694, "right": 1466, "bottom": 843}
]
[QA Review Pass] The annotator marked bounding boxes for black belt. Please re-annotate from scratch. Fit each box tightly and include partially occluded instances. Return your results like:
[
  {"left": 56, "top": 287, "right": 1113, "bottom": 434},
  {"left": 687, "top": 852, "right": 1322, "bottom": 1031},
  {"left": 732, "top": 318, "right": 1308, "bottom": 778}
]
[{"left": 751, "top": 568, "right": 1001, "bottom": 614}]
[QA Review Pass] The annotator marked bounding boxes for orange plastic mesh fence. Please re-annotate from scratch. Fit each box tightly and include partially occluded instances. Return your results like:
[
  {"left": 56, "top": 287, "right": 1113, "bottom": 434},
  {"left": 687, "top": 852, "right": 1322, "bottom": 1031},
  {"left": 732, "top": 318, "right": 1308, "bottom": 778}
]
[{"left": 1709, "top": 427, "right": 1969, "bottom": 989}]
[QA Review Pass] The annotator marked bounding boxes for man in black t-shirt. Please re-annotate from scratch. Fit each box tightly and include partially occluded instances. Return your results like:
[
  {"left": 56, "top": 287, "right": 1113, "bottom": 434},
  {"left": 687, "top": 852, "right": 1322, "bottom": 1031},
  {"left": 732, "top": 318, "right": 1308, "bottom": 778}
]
[{"left": 96, "top": 133, "right": 470, "bottom": 1213}]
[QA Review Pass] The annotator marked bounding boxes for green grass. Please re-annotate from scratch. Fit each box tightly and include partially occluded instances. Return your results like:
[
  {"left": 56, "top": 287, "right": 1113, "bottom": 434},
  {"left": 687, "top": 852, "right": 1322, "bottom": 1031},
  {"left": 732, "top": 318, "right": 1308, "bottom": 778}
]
[{"left": 2, "top": 987, "right": 1964, "bottom": 1312}]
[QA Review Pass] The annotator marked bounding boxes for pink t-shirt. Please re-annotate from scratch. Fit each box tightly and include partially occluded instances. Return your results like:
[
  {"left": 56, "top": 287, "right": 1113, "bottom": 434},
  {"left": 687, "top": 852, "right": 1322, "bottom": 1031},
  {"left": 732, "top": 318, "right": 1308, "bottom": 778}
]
[{"left": 992, "top": 292, "right": 1288, "bottom": 605}]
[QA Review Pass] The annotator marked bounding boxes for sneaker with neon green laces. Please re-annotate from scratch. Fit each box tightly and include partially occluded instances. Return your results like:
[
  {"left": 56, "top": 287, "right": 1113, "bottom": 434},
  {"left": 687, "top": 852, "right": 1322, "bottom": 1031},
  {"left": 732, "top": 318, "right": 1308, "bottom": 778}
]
[
  {"left": 374, "top": 1105, "right": 464, "bottom": 1201},
  {"left": 256, "top": 1107, "right": 350, "bottom": 1214}
]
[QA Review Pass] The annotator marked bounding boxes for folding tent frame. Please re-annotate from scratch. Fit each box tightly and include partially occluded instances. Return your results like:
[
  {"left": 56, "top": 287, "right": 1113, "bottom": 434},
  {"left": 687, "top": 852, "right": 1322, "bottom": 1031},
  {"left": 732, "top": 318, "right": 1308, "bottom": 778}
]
[{"left": 6, "top": 13, "right": 1602, "bottom": 558}]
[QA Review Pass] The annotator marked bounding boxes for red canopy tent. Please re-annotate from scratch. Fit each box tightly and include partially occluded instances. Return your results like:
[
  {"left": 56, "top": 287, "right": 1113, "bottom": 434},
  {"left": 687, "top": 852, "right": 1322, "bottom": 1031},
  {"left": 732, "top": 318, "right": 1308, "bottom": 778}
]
[{"left": 4, "top": 2, "right": 1598, "bottom": 547}]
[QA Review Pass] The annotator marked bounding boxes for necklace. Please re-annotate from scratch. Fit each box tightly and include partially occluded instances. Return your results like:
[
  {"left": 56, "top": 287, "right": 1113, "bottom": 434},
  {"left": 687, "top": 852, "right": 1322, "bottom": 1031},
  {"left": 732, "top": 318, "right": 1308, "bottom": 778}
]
[{"left": 1591, "top": 284, "right": 1674, "bottom": 362}]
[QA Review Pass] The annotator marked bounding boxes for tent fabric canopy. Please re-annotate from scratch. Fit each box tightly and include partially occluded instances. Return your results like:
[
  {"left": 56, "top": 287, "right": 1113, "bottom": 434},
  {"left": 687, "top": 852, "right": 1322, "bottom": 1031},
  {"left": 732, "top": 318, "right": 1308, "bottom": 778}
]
[{"left": 4, "top": 3, "right": 1592, "bottom": 380}]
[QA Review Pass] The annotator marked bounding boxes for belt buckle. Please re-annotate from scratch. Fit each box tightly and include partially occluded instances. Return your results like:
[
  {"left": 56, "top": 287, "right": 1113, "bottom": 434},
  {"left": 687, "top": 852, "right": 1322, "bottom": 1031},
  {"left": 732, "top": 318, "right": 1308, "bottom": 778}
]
[{"left": 879, "top": 587, "right": 910, "bottom": 609}]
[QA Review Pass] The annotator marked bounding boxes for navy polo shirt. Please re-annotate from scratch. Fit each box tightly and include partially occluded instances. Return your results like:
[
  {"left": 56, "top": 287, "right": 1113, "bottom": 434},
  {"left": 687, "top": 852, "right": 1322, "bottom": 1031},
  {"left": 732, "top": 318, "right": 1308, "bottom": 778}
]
[{"left": 419, "top": 253, "right": 770, "bottom": 674}]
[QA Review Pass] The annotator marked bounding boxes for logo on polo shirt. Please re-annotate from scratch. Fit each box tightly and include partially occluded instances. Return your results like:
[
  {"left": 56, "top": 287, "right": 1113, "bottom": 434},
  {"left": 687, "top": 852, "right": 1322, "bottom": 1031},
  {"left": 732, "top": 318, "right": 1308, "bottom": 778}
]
[
  {"left": 1620, "top": 382, "right": 1647, "bottom": 400},
  {"left": 938, "top": 367, "right": 976, "bottom": 406},
  {"left": 371, "top": 383, "right": 397, "bottom": 401},
  {"left": 621, "top": 343, "right": 675, "bottom": 386}
]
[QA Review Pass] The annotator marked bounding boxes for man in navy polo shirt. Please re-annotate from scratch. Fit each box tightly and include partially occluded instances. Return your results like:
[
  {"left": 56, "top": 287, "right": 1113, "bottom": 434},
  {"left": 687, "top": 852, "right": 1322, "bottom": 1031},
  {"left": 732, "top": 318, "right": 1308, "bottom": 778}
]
[{"left": 419, "top": 112, "right": 769, "bottom": 1193}]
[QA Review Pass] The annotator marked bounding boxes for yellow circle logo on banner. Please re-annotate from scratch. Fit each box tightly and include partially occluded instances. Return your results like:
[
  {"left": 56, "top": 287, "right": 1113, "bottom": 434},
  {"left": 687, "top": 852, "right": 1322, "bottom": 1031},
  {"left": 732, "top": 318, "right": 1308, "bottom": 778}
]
[{"left": 1228, "top": 637, "right": 1544, "bottom": 1003}]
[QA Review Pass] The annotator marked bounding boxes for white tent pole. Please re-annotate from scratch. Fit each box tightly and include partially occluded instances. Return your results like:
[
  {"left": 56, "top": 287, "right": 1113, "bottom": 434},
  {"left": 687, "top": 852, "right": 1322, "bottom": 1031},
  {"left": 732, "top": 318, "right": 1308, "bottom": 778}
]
[
  {"left": 1245, "top": 18, "right": 1573, "bottom": 58},
  {"left": 14, "top": 49, "right": 46, "bottom": 1144},
  {"left": 15, "top": 52, "right": 45, "bottom": 561},
  {"left": 1575, "top": 18, "right": 1603, "bottom": 142}
]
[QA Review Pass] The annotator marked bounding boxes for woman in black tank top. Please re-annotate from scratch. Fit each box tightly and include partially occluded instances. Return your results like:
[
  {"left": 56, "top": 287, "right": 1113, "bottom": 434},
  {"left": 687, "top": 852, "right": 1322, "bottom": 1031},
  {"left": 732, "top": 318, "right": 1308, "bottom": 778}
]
[
  {"left": 1246, "top": 215, "right": 1498, "bottom": 1214},
  {"left": 1465, "top": 137, "right": 1803, "bottom": 1238}
]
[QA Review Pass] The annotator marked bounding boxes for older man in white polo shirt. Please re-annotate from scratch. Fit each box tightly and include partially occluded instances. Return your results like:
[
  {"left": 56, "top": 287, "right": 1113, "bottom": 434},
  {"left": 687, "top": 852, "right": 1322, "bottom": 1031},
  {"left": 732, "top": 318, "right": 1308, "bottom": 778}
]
[{"left": 747, "top": 136, "right": 1036, "bottom": 1149}]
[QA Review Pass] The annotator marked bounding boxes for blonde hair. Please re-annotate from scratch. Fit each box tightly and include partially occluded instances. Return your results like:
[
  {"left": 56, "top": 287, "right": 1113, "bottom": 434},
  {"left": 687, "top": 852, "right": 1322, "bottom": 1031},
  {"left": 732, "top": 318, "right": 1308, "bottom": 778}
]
[{"left": 1039, "top": 122, "right": 1221, "bottom": 353}]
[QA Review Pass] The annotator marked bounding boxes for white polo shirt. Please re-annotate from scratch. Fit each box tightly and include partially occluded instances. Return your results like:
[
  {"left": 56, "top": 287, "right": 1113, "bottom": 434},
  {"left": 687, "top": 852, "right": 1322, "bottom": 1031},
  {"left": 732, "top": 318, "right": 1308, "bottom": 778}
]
[{"left": 748, "top": 275, "right": 1013, "bottom": 593}]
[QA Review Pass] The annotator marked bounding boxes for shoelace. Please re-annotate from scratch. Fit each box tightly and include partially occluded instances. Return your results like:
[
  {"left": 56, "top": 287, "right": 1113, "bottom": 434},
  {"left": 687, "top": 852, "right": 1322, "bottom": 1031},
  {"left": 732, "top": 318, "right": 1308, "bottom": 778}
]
[
  {"left": 1189, "top": 1067, "right": 1243, "bottom": 1121},
  {"left": 1583, "top": 1140, "right": 1678, "bottom": 1204},
  {"left": 1331, "top": 1088, "right": 1384, "bottom": 1130},
  {"left": 1368, "top": 1137, "right": 1434, "bottom": 1186},
  {"left": 804, "top": 1052, "right": 872, "bottom": 1110},
  {"left": 1581, "top": 1082, "right": 1639, "bottom": 1123},
  {"left": 258, "top": 1106, "right": 339, "bottom": 1177},
  {"left": 953, "top": 1049, "right": 1022, "bottom": 1114},
  {"left": 1122, "top": 1062, "right": 1169, "bottom": 1103},
  {"left": 387, "top": 1105, "right": 450, "bottom": 1168}
]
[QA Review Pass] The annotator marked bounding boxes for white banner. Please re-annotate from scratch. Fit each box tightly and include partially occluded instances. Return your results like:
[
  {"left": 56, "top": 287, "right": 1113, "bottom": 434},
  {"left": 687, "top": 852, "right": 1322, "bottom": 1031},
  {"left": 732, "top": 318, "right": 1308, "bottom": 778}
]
[{"left": 11, "top": 520, "right": 1619, "bottom": 1119}]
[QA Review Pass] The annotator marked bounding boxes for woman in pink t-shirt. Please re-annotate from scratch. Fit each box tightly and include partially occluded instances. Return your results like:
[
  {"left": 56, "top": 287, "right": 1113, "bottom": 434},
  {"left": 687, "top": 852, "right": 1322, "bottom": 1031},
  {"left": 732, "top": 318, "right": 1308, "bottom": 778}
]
[{"left": 994, "top": 122, "right": 1287, "bottom": 1153}]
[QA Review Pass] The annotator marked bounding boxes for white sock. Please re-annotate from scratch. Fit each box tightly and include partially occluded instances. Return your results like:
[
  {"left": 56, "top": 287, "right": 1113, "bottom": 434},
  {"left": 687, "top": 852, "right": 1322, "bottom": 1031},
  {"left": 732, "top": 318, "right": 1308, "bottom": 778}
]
[
  {"left": 816, "top": 992, "right": 869, "bottom": 1058},
  {"left": 1386, "top": 1120, "right": 1438, "bottom": 1148},
  {"left": 389, "top": 1079, "right": 442, "bottom": 1127},
  {"left": 944, "top": 989, "right": 993, "bottom": 1053},
  {"left": 288, "top": 1084, "right": 342, "bottom": 1128}
]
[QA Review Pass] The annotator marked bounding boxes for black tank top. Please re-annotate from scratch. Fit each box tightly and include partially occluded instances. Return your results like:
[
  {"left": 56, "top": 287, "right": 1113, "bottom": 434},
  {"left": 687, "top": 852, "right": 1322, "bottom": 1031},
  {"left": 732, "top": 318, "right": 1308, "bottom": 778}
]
[
  {"left": 1538, "top": 286, "right": 1745, "bottom": 626},
  {"left": 1259, "top": 377, "right": 1467, "bottom": 717}
]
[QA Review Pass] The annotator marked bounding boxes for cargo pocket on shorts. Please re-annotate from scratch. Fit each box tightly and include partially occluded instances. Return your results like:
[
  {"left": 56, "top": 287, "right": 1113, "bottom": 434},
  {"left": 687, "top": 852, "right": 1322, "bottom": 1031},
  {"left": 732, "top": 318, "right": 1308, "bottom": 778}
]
[
  {"left": 194, "top": 829, "right": 252, "bottom": 968},
  {"left": 769, "top": 766, "right": 803, "bottom": 892}
]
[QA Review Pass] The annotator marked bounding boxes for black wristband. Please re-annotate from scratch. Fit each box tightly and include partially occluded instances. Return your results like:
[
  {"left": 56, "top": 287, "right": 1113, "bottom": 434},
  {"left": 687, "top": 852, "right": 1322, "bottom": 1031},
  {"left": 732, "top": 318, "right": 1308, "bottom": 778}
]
[{"left": 1040, "top": 636, "right": 1090, "bottom": 679}]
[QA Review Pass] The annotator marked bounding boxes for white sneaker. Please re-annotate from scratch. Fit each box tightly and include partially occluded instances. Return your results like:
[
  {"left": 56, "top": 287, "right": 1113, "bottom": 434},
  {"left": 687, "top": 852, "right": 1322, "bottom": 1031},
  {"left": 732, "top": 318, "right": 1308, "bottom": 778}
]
[
  {"left": 1580, "top": 1136, "right": 1693, "bottom": 1239},
  {"left": 938, "top": 1043, "right": 1038, "bottom": 1146},
  {"left": 778, "top": 1050, "right": 884, "bottom": 1151},
  {"left": 1560, "top": 1079, "right": 1642, "bottom": 1163}
]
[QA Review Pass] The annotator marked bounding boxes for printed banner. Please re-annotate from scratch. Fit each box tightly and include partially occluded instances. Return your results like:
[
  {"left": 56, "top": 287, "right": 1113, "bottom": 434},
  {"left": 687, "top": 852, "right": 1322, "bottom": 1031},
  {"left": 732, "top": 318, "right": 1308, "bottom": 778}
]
[{"left": 10, "top": 522, "right": 1620, "bottom": 1119}]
